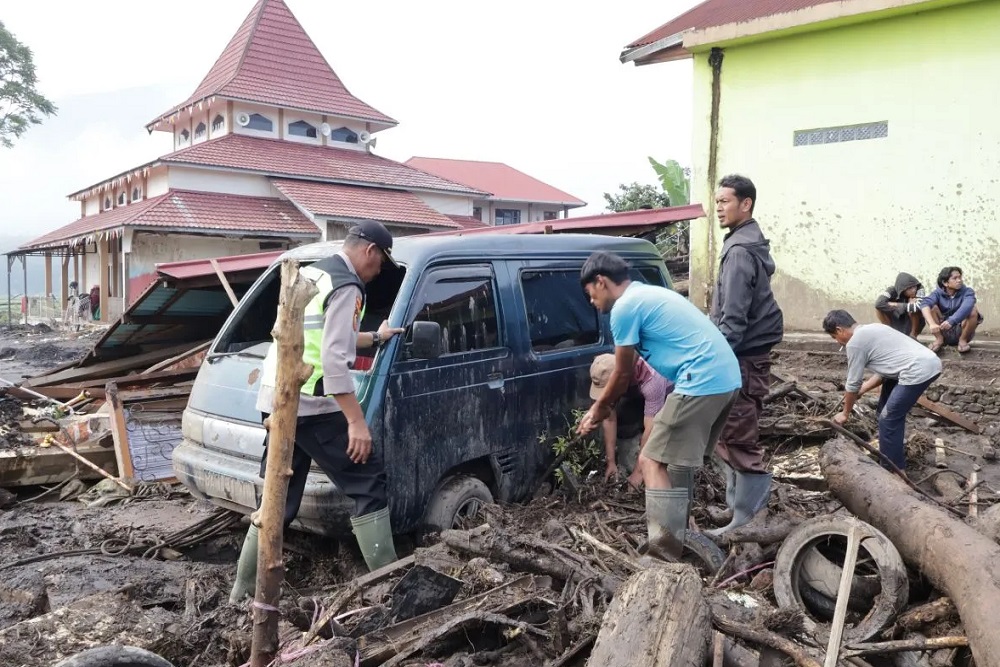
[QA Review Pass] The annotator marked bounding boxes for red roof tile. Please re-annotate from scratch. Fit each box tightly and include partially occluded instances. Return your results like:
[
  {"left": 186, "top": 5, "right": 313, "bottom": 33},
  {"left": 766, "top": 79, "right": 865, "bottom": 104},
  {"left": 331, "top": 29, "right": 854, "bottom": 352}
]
[
  {"left": 446, "top": 215, "right": 489, "bottom": 230},
  {"left": 272, "top": 179, "right": 460, "bottom": 229},
  {"left": 163, "top": 134, "right": 486, "bottom": 196},
  {"left": 156, "top": 250, "right": 284, "bottom": 281},
  {"left": 426, "top": 204, "right": 706, "bottom": 237},
  {"left": 21, "top": 190, "right": 319, "bottom": 250},
  {"left": 150, "top": 0, "right": 395, "bottom": 128},
  {"left": 626, "top": 0, "right": 839, "bottom": 49},
  {"left": 404, "top": 157, "right": 585, "bottom": 206}
]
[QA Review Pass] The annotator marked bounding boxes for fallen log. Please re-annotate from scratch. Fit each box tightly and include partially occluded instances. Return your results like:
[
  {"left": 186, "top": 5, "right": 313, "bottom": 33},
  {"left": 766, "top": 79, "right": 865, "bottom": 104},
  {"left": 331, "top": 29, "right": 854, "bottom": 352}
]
[
  {"left": 897, "top": 597, "right": 957, "bottom": 632},
  {"left": 820, "top": 436, "right": 1000, "bottom": 666},
  {"left": 588, "top": 565, "right": 710, "bottom": 667},
  {"left": 711, "top": 606, "right": 822, "bottom": 667},
  {"left": 843, "top": 635, "right": 968, "bottom": 658}
]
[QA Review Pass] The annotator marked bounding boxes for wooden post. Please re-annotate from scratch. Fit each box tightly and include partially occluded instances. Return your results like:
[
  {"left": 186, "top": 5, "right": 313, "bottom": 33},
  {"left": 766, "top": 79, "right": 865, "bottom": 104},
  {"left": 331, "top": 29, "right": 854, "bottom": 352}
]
[
  {"left": 44, "top": 253, "right": 53, "bottom": 297},
  {"left": 98, "top": 238, "right": 109, "bottom": 322},
  {"left": 60, "top": 255, "right": 70, "bottom": 311},
  {"left": 250, "top": 259, "right": 318, "bottom": 667},
  {"left": 823, "top": 522, "right": 860, "bottom": 666},
  {"left": 210, "top": 258, "right": 240, "bottom": 308}
]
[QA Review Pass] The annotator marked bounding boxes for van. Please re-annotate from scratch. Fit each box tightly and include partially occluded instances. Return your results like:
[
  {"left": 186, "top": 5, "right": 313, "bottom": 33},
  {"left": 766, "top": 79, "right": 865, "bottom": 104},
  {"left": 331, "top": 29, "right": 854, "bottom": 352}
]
[{"left": 172, "top": 233, "right": 672, "bottom": 536}]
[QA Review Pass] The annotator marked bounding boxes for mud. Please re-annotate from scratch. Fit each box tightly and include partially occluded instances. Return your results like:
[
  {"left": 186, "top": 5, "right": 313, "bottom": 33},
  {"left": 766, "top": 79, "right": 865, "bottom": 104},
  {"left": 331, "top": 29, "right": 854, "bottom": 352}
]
[{"left": 0, "top": 324, "right": 99, "bottom": 381}]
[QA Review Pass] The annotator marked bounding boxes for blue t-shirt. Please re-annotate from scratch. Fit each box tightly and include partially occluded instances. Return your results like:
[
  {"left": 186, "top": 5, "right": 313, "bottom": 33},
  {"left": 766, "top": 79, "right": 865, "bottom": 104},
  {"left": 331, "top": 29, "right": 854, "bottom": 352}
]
[{"left": 610, "top": 282, "right": 741, "bottom": 396}]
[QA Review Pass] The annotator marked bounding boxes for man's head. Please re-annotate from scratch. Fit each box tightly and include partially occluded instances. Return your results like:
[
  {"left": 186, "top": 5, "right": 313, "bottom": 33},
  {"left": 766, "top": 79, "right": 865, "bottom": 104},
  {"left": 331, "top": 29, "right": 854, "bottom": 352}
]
[
  {"left": 715, "top": 174, "right": 756, "bottom": 229},
  {"left": 343, "top": 221, "right": 398, "bottom": 283},
  {"left": 589, "top": 354, "right": 615, "bottom": 400},
  {"left": 822, "top": 309, "right": 857, "bottom": 345},
  {"left": 937, "top": 266, "right": 964, "bottom": 291},
  {"left": 580, "top": 252, "right": 631, "bottom": 313}
]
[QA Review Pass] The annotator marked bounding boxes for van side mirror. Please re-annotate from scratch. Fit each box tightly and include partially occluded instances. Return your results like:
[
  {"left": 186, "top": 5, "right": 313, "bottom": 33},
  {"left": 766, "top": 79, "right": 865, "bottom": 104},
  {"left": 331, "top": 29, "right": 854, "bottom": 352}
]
[{"left": 409, "top": 321, "right": 442, "bottom": 360}]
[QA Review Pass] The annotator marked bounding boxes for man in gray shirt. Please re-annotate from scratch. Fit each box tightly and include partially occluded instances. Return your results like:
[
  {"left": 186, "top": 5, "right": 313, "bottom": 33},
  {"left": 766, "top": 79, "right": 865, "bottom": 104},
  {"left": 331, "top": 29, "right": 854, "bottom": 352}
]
[{"left": 823, "top": 310, "right": 942, "bottom": 470}]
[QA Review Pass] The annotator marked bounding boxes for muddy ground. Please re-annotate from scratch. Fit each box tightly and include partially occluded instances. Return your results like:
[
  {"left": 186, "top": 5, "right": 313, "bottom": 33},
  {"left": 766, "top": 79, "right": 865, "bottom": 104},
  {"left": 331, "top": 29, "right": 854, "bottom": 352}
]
[
  {"left": 0, "top": 330, "right": 999, "bottom": 666},
  {"left": 0, "top": 324, "right": 102, "bottom": 382}
]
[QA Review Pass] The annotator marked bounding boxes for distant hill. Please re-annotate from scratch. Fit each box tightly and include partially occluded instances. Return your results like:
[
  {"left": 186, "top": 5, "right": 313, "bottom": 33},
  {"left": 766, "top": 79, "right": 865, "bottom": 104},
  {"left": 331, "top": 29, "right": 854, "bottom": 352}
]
[{"left": 1, "top": 235, "right": 52, "bottom": 297}]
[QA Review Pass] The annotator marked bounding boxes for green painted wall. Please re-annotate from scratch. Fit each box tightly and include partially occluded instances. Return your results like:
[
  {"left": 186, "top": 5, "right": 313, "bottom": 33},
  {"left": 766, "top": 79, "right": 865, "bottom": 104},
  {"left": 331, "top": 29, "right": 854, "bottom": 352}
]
[{"left": 688, "top": 0, "right": 1000, "bottom": 333}]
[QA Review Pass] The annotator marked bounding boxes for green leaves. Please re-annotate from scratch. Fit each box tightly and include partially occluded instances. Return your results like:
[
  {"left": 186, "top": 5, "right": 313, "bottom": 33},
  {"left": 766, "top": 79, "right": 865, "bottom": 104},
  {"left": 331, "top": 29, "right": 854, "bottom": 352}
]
[
  {"left": 0, "top": 21, "right": 56, "bottom": 149},
  {"left": 603, "top": 182, "right": 671, "bottom": 212},
  {"left": 648, "top": 157, "right": 690, "bottom": 207}
]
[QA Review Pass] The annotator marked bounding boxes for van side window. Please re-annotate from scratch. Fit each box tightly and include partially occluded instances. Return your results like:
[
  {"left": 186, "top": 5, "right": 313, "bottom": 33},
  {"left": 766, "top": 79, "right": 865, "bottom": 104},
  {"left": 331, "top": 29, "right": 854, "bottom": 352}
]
[
  {"left": 631, "top": 266, "right": 667, "bottom": 287},
  {"left": 520, "top": 270, "right": 600, "bottom": 352},
  {"left": 412, "top": 274, "right": 501, "bottom": 355}
]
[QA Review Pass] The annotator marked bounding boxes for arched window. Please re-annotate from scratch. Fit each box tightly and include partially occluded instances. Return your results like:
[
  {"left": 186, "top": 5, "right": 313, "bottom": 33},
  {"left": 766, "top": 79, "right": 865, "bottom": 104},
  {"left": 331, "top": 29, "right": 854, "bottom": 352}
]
[
  {"left": 288, "top": 120, "right": 317, "bottom": 138},
  {"left": 104, "top": 197, "right": 112, "bottom": 211},
  {"left": 117, "top": 192, "right": 126, "bottom": 206},
  {"left": 194, "top": 122, "right": 206, "bottom": 139},
  {"left": 132, "top": 187, "right": 141, "bottom": 202},
  {"left": 246, "top": 113, "right": 273, "bottom": 132},
  {"left": 330, "top": 127, "right": 358, "bottom": 144},
  {"left": 180, "top": 128, "right": 190, "bottom": 142},
  {"left": 211, "top": 114, "right": 225, "bottom": 132}
]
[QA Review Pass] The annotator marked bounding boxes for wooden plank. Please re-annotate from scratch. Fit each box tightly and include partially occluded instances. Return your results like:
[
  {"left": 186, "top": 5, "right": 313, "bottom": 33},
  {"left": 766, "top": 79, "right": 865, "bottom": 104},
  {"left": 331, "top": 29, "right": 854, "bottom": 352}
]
[
  {"left": 143, "top": 340, "right": 211, "bottom": 374},
  {"left": 27, "top": 342, "right": 203, "bottom": 387},
  {"left": 6, "top": 386, "right": 105, "bottom": 401},
  {"left": 0, "top": 434, "right": 115, "bottom": 487},
  {"left": 106, "top": 381, "right": 135, "bottom": 480},
  {"left": 916, "top": 396, "right": 983, "bottom": 434},
  {"left": 58, "top": 368, "right": 198, "bottom": 391},
  {"left": 210, "top": 258, "right": 240, "bottom": 308}
]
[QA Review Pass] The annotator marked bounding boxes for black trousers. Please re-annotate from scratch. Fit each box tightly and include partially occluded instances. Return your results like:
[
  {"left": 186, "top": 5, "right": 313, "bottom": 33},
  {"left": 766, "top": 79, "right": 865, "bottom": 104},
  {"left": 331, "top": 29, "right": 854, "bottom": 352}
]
[{"left": 258, "top": 411, "right": 388, "bottom": 526}]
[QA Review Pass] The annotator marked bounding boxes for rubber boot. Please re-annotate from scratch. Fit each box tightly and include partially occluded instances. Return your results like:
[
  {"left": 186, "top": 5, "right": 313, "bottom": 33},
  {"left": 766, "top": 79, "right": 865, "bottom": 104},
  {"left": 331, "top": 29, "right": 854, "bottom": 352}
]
[
  {"left": 644, "top": 488, "right": 689, "bottom": 562},
  {"left": 720, "top": 461, "right": 737, "bottom": 509},
  {"left": 667, "top": 464, "right": 696, "bottom": 501},
  {"left": 350, "top": 506, "right": 398, "bottom": 572},
  {"left": 229, "top": 523, "right": 259, "bottom": 603},
  {"left": 706, "top": 471, "right": 772, "bottom": 537}
]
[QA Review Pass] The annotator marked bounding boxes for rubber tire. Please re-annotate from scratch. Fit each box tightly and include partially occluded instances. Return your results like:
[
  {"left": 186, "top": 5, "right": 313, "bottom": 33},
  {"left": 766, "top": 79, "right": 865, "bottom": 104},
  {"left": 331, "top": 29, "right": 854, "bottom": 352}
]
[
  {"left": 53, "top": 646, "right": 175, "bottom": 667},
  {"left": 423, "top": 475, "right": 493, "bottom": 532},
  {"left": 773, "top": 516, "right": 908, "bottom": 643},
  {"left": 683, "top": 529, "right": 726, "bottom": 576}
]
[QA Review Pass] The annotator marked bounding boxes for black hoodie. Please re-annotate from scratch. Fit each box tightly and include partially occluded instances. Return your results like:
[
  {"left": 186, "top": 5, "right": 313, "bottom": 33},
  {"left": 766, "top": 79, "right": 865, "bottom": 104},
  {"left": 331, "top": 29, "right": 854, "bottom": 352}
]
[
  {"left": 710, "top": 219, "right": 784, "bottom": 357},
  {"left": 875, "top": 272, "right": 923, "bottom": 318}
]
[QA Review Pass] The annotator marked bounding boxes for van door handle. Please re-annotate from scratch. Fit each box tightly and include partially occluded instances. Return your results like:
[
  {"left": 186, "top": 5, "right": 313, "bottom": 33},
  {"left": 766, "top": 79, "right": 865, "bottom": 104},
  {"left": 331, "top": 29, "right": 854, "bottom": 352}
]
[{"left": 487, "top": 373, "right": 505, "bottom": 390}]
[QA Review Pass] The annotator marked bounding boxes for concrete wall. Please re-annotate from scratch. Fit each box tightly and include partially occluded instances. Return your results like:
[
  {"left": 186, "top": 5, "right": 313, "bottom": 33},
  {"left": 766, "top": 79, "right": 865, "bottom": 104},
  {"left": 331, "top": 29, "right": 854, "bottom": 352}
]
[
  {"left": 688, "top": 1, "right": 1000, "bottom": 332},
  {"left": 416, "top": 192, "right": 474, "bottom": 217},
  {"left": 167, "top": 166, "right": 273, "bottom": 197}
]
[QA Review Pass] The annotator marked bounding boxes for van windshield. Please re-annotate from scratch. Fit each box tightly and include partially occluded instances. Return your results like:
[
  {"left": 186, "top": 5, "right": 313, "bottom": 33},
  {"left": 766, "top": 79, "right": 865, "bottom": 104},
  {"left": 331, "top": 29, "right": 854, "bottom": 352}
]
[{"left": 211, "top": 258, "right": 407, "bottom": 379}]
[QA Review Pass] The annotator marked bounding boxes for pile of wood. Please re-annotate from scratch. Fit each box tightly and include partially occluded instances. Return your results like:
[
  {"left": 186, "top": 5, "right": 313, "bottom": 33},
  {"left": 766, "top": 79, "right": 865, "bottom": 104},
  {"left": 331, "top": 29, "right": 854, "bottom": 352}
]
[{"left": 0, "top": 340, "right": 208, "bottom": 488}]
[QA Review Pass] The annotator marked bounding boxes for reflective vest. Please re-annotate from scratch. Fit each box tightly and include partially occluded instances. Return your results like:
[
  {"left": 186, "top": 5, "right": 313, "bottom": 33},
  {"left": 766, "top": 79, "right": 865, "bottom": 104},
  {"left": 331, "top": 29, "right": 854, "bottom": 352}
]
[{"left": 260, "top": 255, "right": 365, "bottom": 397}]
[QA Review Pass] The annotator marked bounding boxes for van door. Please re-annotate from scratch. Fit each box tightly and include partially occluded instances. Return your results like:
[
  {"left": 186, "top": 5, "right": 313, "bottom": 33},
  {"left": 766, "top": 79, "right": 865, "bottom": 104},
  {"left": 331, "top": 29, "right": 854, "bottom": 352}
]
[{"left": 381, "top": 263, "right": 513, "bottom": 532}]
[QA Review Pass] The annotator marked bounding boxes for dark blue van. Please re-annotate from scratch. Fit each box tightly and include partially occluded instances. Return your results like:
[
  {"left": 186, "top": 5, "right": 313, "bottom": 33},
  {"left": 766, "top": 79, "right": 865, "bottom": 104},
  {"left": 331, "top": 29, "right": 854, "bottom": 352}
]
[{"left": 172, "top": 233, "right": 672, "bottom": 535}]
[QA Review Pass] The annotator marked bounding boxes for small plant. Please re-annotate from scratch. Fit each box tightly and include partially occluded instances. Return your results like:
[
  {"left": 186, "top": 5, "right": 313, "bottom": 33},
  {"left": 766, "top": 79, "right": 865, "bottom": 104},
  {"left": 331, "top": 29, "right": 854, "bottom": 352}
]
[{"left": 541, "top": 409, "right": 603, "bottom": 486}]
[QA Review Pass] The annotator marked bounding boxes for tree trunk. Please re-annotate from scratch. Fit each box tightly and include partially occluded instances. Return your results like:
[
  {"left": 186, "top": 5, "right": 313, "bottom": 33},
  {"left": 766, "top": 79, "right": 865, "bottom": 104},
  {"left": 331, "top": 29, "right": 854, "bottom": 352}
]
[
  {"left": 820, "top": 437, "right": 1000, "bottom": 667},
  {"left": 587, "top": 564, "right": 710, "bottom": 667},
  {"left": 250, "top": 260, "right": 318, "bottom": 667}
]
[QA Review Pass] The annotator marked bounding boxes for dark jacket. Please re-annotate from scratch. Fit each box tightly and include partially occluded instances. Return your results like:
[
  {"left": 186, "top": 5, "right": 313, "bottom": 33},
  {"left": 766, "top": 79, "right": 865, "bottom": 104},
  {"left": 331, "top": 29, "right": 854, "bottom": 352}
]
[
  {"left": 710, "top": 219, "right": 783, "bottom": 357},
  {"left": 920, "top": 285, "right": 979, "bottom": 327},
  {"left": 875, "top": 273, "right": 923, "bottom": 318}
]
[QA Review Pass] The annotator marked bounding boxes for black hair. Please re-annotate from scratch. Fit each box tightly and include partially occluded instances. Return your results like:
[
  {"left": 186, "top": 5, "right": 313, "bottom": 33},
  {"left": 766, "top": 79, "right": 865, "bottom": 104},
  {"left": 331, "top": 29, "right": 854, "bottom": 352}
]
[
  {"left": 580, "top": 251, "right": 630, "bottom": 287},
  {"left": 822, "top": 309, "right": 856, "bottom": 334},
  {"left": 937, "top": 266, "right": 962, "bottom": 289},
  {"left": 718, "top": 174, "right": 757, "bottom": 214}
]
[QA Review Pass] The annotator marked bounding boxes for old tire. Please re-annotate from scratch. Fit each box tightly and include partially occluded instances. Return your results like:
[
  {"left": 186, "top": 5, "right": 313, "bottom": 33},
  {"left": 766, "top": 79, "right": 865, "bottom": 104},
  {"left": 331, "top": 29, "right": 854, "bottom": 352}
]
[
  {"left": 773, "top": 516, "right": 908, "bottom": 643},
  {"left": 423, "top": 475, "right": 493, "bottom": 532},
  {"left": 683, "top": 530, "right": 726, "bottom": 575},
  {"left": 52, "top": 646, "right": 175, "bottom": 667}
]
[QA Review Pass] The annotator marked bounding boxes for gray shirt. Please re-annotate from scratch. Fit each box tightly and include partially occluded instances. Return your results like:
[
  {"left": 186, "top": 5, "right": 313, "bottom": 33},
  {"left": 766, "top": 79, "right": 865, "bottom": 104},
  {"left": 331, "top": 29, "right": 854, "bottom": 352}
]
[
  {"left": 256, "top": 251, "right": 363, "bottom": 416},
  {"left": 845, "top": 323, "right": 942, "bottom": 392}
]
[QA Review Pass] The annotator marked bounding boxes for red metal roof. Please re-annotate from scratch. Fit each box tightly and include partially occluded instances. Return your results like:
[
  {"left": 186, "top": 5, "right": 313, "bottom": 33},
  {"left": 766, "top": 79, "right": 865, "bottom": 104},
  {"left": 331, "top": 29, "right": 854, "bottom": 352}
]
[
  {"left": 162, "top": 134, "right": 486, "bottom": 196},
  {"left": 20, "top": 190, "right": 319, "bottom": 250},
  {"left": 427, "top": 204, "right": 706, "bottom": 237},
  {"left": 627, "top": 0, "right": 839, "bottom": 50},
  {"left": 446, "top": 215, "right": 490, "bottom": 230},
  {"left": 156, "top": 249, "right": 284, "bottom": 281},
  {"left": 271, "top": 179, "right": 460, "bottom": 229},
  {"left": 404, "top": 157, "right": 585, "bottom": 206},
  {"left": 149, "top": 0, "right": 395, "bottom": 129}
]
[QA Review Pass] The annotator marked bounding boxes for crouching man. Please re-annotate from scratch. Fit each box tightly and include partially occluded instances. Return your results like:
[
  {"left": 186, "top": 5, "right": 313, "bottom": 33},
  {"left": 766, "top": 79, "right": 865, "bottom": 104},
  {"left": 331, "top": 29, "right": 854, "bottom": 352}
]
[
  {"left": 230, "top": 221, "right": 405, "bottom": 602},
  {"left": 823, "top": 309, "right": 941, "bottom": 470},
  {"left": 577, "top": 252, "right": 741, "bottom": 561}
]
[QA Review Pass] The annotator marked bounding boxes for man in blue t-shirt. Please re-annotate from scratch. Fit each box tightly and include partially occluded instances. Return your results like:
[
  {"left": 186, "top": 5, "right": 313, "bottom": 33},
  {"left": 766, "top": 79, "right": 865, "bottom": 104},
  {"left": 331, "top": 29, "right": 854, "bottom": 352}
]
[{"left": 578, "top": 251, "right": 741, "bottom": 560}]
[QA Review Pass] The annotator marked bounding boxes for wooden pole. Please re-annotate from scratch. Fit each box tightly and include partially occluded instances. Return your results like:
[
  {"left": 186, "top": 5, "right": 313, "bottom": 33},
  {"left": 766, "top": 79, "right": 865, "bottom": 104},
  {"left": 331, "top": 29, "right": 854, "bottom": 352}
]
[
  {"left": 823, "top": 522, "right": 860, "bottom": 667},
  {"left": 210, "top": 257, "right": 240, "bottom": 307},
  {"left": 249, "top": 260, "right": 317, "bottom": 667}
]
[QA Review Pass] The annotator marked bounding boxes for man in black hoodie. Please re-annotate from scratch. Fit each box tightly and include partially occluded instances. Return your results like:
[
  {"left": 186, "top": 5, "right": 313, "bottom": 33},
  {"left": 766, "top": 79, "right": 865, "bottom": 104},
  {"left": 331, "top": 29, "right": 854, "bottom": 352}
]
[
  {"left": 707, "top": 174, "right": 783, "bottom": 536},
  {"left": 874, "top": 272, "right": 925, "bottom": 338}
]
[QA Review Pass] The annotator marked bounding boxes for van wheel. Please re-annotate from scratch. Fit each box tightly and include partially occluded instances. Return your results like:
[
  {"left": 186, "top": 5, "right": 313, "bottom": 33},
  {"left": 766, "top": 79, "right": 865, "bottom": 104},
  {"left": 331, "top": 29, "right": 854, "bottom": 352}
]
[{"left": 424, "top": 475, "right": 493, "bottom": 532}]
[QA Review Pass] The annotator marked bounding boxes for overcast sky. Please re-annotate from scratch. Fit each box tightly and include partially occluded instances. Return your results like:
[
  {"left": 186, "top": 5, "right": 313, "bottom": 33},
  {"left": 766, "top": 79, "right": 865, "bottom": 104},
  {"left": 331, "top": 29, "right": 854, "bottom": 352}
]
[{"left": 0, "top": 0, "right": 700, "bottom": 250}]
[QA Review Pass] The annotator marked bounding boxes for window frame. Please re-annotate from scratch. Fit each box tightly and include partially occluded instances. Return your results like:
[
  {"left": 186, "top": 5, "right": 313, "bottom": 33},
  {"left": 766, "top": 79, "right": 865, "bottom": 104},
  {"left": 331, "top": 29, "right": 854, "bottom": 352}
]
[
  {"left": 495, "top": 209, "right": 521, "bottom": 226},
  {"left": 518, "top": 266, "right": 603, "bottom": 355},
  {"left": 246, "top": 113, "right": 274, "bottom": 132},
  {"left": 194, "top": 122, "right": 207, "bottom": 139},
  {"left": 211, "top": 114, "right": 225, "bottom": 133},
  {"left": 330, "top": 126, "right": 359, "bottom": 144},
  {"left": 288, "top": 120, "right": 318, "bottom": 139}
]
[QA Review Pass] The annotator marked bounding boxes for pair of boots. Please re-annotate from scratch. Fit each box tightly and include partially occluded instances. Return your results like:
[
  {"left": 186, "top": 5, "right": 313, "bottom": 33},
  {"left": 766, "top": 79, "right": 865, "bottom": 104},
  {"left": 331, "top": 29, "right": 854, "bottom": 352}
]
[
  {"left": 229, "top": 507, "right": 397, "bottom": 603},
  {"left": 705, "top": 464, "right": 772, "bottom": 537},
  {"left": 644, "top": 465, "right": 696, "bottom": 561}
]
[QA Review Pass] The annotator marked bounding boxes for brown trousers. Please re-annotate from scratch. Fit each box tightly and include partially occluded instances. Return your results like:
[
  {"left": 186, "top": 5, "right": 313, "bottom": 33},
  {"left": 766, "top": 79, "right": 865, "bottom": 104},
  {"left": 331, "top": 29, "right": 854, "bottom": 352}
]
[{"left": 714, "top": 354, "right": 771, "bottom": 473}]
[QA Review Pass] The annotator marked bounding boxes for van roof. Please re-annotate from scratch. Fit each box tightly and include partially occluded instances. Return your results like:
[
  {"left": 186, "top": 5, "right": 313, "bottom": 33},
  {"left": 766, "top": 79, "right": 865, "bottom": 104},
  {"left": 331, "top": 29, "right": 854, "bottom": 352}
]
[{"left": 279, "top": 233, "right": 661, "bottom": 267}]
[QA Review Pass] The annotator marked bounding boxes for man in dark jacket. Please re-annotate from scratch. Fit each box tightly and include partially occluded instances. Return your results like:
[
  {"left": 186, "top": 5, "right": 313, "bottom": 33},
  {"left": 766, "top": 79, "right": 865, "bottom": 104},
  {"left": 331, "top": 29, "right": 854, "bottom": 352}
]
[
  {"left": 920, "top": 266, "right": 984, "bottom": 353},
  {"left": 875, "top": 272, "right": 925, "bottom": 338},
  {"left": 707, "top": 174, "right": 783, "bottom": 536}
]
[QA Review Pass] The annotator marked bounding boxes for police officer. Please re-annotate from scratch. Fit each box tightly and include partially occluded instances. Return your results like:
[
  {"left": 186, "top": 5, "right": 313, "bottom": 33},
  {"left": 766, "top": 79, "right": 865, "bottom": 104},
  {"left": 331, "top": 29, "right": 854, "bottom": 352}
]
[{"left": 230, "top": 221, "right": 404, "bottom": 602}]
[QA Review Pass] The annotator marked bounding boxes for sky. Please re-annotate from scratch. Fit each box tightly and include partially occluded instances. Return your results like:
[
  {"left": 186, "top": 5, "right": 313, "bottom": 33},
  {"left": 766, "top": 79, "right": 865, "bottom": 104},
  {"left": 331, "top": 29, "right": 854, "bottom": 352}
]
[{"left": 0, "top": 0, "right": 701, "bottom": 260}]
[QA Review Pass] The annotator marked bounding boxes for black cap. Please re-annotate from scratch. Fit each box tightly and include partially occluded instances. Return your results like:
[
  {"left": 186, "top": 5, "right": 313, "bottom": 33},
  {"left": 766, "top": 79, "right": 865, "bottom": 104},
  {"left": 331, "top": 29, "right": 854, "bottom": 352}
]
[{"left": 348, "top": 220, "right": 398, "bottom": 268}]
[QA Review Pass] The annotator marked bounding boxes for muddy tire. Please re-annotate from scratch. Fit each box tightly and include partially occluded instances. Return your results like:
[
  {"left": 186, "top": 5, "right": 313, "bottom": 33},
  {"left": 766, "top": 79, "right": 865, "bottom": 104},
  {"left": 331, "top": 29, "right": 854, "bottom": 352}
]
[
  {"left": 423, "top": 475, "right": 493, "bottom": 532},
  {"left": 53, "top": 646, "right": 175, "bottom": 667},
  {"left": 773, "top": 516, "right": 908, "bottom": 643},
  {"left": 683, "top": 530, "right": 726, "bottom": 575}
]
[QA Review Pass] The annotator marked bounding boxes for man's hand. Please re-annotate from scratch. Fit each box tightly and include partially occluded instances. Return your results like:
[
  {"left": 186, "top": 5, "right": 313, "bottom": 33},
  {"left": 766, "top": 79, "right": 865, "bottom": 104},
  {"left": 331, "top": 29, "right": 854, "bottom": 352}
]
[
  {"left": 578, "top": 402, "right": 611, "bottom": 436},
  {"left": 940, "top": 320, "right": 953, "bottom": 332},
  {"left": 833, "top": 412, "right": 849, "bottom": 426},
  {"left": 627, "top": 468, "right": 644, "bottom": 492},
  {"left": 377, "top": 319, "right": 405, "bottom": 342},
  {"left": 929, "top": 323, "right": 941, "bottom": 334},
  {"left": 346, "top": 419, "right": 373, "bottom": 464},
  {"left": 604, "top": 462, "right": 620, "bottom": 483}
]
